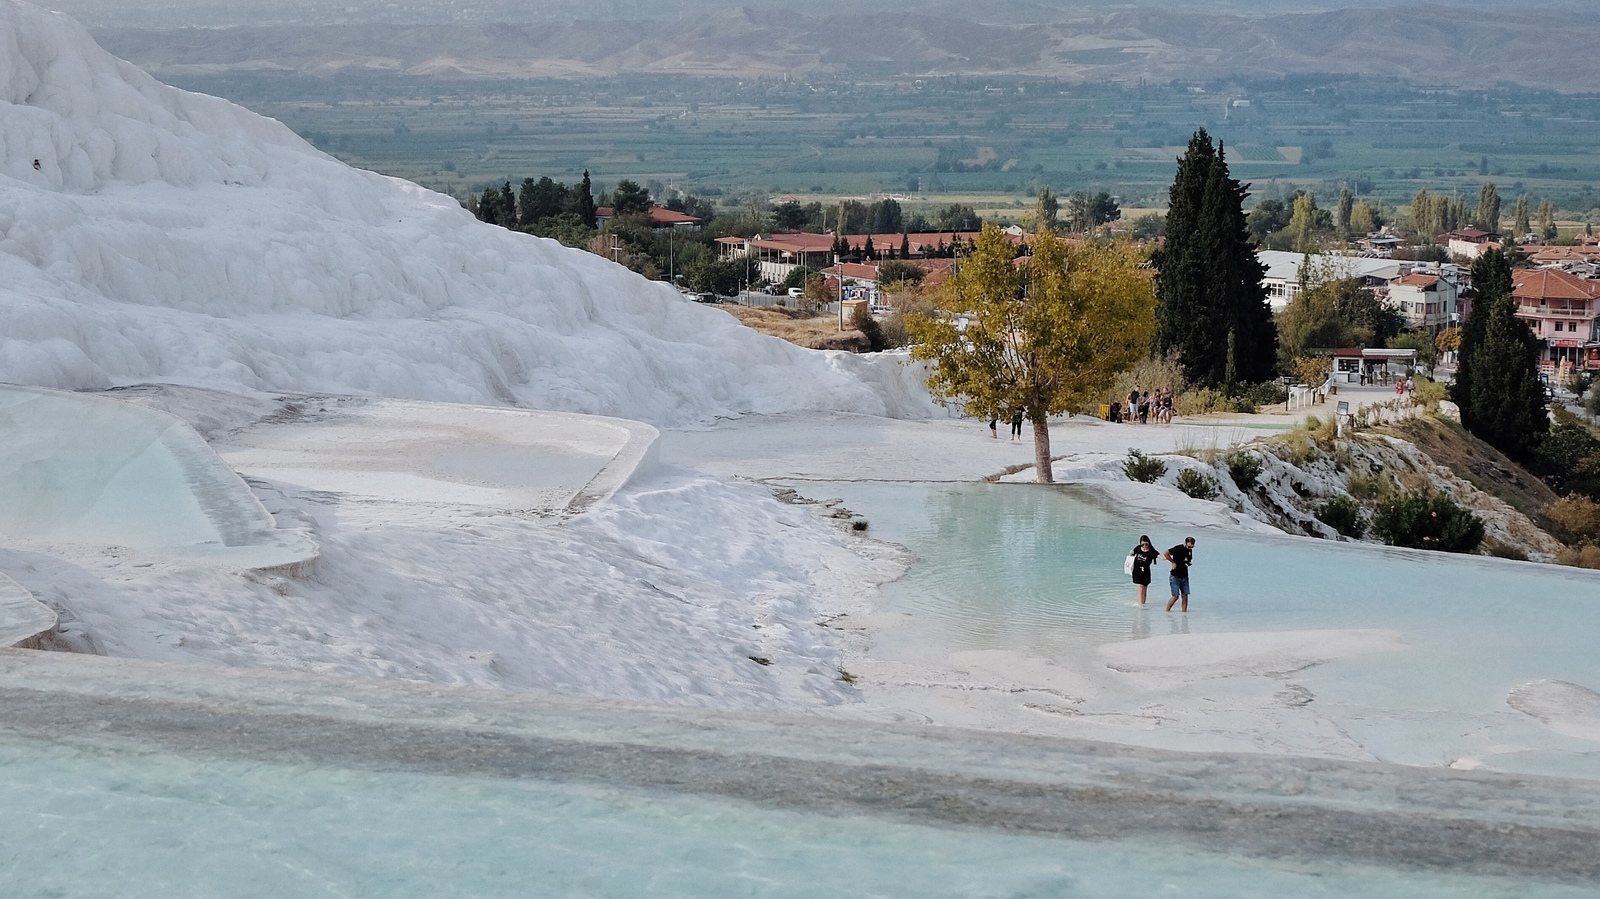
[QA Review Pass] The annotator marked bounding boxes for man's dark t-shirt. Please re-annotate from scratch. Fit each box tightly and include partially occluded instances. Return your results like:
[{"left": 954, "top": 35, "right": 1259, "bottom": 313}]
[{"left": 1167, "top": 544, "right": 1193, "bottom": 579}]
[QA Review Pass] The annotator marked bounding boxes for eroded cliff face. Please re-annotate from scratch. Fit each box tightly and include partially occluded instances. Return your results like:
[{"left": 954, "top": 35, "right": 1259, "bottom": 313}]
[{"left": 1238, "top": 416, "right": 1563, "bottom": 561}]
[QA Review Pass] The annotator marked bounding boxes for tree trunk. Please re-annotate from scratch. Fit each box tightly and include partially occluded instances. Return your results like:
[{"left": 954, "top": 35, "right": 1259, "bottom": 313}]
[{"left": 1032, "top": 413, "right": 1054, "bottom": 483}]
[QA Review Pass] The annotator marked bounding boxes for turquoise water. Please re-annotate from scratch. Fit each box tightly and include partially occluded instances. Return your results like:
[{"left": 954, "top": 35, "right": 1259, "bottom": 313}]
[
  {"left": 809, "top": 481, "right": 1600, "bottom": 777},
  {"left": 4, "top": 480, "right": 1599, "bottom": 895},
  {"left": 0, "top": 722, "right": 1592, "bottom": 898}
]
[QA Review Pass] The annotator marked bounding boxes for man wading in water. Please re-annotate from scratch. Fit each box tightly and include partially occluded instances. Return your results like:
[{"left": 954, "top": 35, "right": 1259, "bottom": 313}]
[{"left": 1164, "top": 536, "right": 1196, "bottom": 613}]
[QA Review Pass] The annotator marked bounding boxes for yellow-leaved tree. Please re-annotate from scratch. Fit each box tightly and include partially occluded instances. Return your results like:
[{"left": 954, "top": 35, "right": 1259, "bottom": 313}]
[{"left": 909, "top": 224, "right": 1156, "bottom": 482}]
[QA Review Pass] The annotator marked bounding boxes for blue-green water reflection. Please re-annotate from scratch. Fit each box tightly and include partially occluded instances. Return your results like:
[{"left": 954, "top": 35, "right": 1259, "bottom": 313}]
[{"left": 807, "top": 480, "right": 1600, "bottom": 777}]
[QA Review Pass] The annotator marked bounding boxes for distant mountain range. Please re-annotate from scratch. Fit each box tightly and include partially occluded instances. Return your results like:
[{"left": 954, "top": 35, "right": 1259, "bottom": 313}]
[{"left": 91, "top": 4, "right": 1600, "bottom": 90}]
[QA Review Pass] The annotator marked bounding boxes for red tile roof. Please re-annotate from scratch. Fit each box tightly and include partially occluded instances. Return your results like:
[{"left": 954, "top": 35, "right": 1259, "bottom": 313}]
[
  {"left": 1513, "top": 268, "right": 1600, "bottom": 302},
  {"left": 595, "top": 205, "right": 702, "bottom": 225}
]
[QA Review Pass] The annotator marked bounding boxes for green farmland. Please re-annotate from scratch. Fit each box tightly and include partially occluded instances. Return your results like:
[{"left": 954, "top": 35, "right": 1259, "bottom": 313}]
[{"left": 170, "top": 72, "right": 1600, "bottom": 221}]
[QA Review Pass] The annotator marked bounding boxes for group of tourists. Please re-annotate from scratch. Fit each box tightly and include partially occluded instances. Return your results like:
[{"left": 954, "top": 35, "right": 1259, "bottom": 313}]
[
  {"left": 1109, "top": 388, "right": 1173, "bottom": 425},
  {"left": 1126, "top": 534, "right": 1197, "bottom": 613},
  {"left": 988, "top": 408, "right": 1027, "bottom": 440}
]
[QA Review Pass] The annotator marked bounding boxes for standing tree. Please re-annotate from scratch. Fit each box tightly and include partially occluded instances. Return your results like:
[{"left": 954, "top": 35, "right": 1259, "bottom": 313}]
[
  {"left": 1537, "top": 199, "right": 1559, "bottom": 241},
  {"left": 475, "top": 186, "right": 507, "bottom": 226},
  {"left": 1288, "top": 192, "right": 1320, "bottom": 252},
  {"left": 1349, "top": 200, "right": 1379, "bottom": 235},
  {"left": 499, "top": 182, "right": 517, "bottom": 224},
  {"left": 1476, "top": 182, "right": 1501, "bottom": 233},
  {"left": 872, "top": 199, "right": 903, "bottom": 235},
  {"left": 520, "top": 176, "right": 567, "bottom": 224},
  {"left": 773, "top": 200, "right": 809, "bottom": 231},
  {"left": 1513, "top": 194, "right": 1532, "bottom": 237},
  {"left": 609, "top": 179, "right": 652, "bottom": 216},
  {"left": 1335, "top": 186, "right": 1353, "bottom": 236},
  {"left": 1153, "top": 129, "right": 1276, "bottom": 390},
  {"left": 1065, "top": 190, "right": 1121, "bottom": 233},
  {"left": 1453, "top": 248, "right": 1547, "bottom": 459},
  {"left": 1035, "top": 186, "right": 1059, "bottom": 232},
  {"left": 573, "top": 171, "right": 597, "bottom": 228},
  {"left": 909, "top": 226, "right": 1155, "bottom": 483}
]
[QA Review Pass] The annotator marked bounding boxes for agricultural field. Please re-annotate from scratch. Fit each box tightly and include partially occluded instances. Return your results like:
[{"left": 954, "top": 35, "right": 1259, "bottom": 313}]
[{"left": 169, "top": 72, "right": 1600, "bottom": 222}]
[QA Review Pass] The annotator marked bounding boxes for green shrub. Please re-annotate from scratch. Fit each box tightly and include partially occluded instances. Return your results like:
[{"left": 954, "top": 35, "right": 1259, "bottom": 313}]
[
  {"left": 1214, "top": 394, "right": 1255, "bottom": 414},
  {"left": 1174, "top": 387, "right": 1221, "bottom": 416},
  {"left": 1346, "top": 468, "right": 1393, "bottom": 501},
  {"left": 1413, "top": 377, "right": 1448, "bottom": 408},
  {"left": 1225, "top": 449, "right": 1264, "bottom": 490},
  {"left": 1316, "top": 494, "right": 1366, "bottom": 538},
  {"left": 850, "top": 304, "right": 889, "bottom": 352},
  {"left": 1175, "top": 468, "right": 1221, "bottom": 500},
  {"left": 1532, "top": 423, "right": 1600, "bottom": 501},
  {"left": 1236, "top": 380, "right": 1289, "bottom": 408},
  {"left": 1123, "top": 448, "right": 1168, "bottom": 483},
  {"left": 1279, "top": 433, "right": 1323, "bottom": 466},
  {"left": 1370, "top": 490, "right": 1485, "bottom": 553}
]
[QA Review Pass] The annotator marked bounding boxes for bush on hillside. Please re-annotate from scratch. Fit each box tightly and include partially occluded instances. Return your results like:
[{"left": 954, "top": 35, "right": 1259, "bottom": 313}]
[
  {"left": 1175, "top": 468, "right": 1221, "bottom": 500},
  {"left": 1555, "top": 545, "right": 1600, "bottom": 569},
  {"left": 1532, "top": 421, "right": 1600, "bottom": 501},
  {"left": 1413, "top": 377, "right": 1449, "bottom": 408},
  {"left": 1370, "top": 489, "right": 1485, "bottom": 553},
  {"left": 1123, "top": 449, "right": 1167, "bottom": 483},
  {"left": 1234, "top": 380, "right": 1289, "bottom": 409},
  {"left": 1346, "top": 467, "right": 1394, "bottom": 501},
  {"left": 1225, "top": 448, "right": 1264, "bottom": 490},
  {"left": 1316, "top": 494, "right": 1366, "bottom": 538},
  {"left": 1545, "top": 495, "right": 1600, "bottom": 546}
]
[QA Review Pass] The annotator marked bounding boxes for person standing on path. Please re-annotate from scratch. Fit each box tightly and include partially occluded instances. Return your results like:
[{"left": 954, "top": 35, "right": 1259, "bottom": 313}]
[
  {"left": 1164, "top": 536, "right": 1196, "bottom": 613},
  {"left": 1010, "top": 408, "right": 1024, "bottom": 441},
  {"left": 1128, "top": 535, "right": 1161, "bottom": 605},
  {"left": 989, "top": 415, "right": 998, "bottom": 438}
]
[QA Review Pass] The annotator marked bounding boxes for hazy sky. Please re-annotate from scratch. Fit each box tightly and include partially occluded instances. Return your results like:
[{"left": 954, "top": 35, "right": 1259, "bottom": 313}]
[{"left": 44, "top": 0, "right": 1442, "bottom": 30}]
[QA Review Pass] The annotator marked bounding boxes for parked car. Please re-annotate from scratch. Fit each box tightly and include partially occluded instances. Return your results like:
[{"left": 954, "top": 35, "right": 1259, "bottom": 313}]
[{"left": 787, "top": 287, "right": 804, "bottom": 298}]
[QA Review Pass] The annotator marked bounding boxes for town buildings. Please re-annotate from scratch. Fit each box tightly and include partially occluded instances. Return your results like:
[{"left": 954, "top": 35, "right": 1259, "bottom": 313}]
[{"left": 1510, "top": 267, "right": 1600, "bottom": 376}]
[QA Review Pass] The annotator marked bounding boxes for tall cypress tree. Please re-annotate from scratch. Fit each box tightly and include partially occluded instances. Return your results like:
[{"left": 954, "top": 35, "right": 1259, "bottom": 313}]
[
  {"left": 499, "top": 182, "right": 517, "bottom": 226},
  {"left": 475, "top": 187, "right": 503, "bottom": 225},
  {"left": 1451, "top": 250, "right": 1506, "bottom": 419},
  {"left": 1154, "top": 129, "right": 1276, "bottom": 389},
  {"left": 574, "top": 170, "right": 597, "bottom": 229},
  {"left": 1454, "top": 248, "right": 1546, "bottom": 459},
  {"left": 1335, "top": 186, "right": 1353, "bottom": 235}
]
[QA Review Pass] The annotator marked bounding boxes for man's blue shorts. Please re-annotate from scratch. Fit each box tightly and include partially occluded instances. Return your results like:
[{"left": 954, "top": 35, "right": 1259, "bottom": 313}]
[{"left": 1169, "top": 575, "right": 1190, "bottom": 597}]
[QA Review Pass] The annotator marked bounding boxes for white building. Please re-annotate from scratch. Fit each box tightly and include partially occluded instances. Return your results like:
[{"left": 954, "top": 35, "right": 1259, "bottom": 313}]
[
  {"left": 1257, "top": 251, "right": 1404, "bottom": 311},
  {"left": 1387, "top": 271, "right": 1459, "bottom": 329}
]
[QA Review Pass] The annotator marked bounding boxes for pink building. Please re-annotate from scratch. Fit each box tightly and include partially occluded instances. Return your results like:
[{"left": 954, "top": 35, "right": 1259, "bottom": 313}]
[{"left": 1511, "top": 268, "right": 1600, "bottom": 373}]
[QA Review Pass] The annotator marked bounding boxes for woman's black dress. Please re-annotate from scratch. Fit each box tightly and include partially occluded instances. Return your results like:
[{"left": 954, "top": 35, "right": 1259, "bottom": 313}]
[{"left": 1130, "top": 546, "right": 1160, "bottom": 586}]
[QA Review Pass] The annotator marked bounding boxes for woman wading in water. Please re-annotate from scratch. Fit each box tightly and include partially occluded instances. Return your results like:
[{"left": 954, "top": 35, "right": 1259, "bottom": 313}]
[{"left": 1128, "top": 535, "right": 1161, "bottom": 605}]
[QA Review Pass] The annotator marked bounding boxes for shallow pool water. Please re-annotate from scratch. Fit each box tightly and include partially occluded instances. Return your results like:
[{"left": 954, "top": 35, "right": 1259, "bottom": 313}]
[
  {"left": 1, "top": 649, "right": 1595, "bottom": 898},
  {"left": 12, "top": 735, "right": 1575, "bottom": 899},
  {"left": 807, "top": 481, "right": 1600, "bottom": 778}
]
